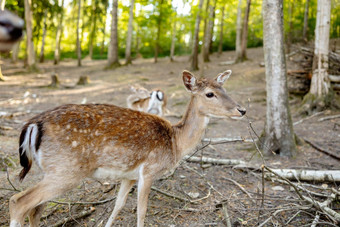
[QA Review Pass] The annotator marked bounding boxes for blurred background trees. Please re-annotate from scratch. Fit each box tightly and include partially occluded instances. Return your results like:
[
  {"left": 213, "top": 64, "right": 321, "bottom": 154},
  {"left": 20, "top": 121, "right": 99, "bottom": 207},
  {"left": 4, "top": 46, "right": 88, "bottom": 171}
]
[{"left": 3, "top": 0, "right": 338, "bottom": 64}]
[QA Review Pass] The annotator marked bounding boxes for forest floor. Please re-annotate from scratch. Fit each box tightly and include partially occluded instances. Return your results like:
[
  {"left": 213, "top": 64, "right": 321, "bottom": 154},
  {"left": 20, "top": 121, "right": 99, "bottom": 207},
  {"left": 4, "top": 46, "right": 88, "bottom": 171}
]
[{"left": 0, "top": 47, "right": 339, "bottom": 227}]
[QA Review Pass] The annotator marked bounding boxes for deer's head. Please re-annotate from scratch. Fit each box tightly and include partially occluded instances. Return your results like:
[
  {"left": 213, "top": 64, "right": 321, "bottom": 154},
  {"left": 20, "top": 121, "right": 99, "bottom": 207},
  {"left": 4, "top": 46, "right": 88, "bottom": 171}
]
[{"left": 183, "top": 70, "right": 246, "bottom": 118}]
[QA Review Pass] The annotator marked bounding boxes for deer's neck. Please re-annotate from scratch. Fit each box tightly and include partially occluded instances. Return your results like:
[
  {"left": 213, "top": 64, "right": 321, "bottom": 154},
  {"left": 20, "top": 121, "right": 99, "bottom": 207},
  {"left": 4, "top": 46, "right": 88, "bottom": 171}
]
[{"left": 172, "top": 96, "right": 209, "bottom": 162}]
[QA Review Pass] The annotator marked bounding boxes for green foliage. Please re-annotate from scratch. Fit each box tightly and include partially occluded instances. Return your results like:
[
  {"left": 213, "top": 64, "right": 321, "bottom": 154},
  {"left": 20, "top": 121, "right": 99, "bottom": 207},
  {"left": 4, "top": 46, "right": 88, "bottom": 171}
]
[{"left": 4, "top": 0, "right": 340, "bottom": 61}]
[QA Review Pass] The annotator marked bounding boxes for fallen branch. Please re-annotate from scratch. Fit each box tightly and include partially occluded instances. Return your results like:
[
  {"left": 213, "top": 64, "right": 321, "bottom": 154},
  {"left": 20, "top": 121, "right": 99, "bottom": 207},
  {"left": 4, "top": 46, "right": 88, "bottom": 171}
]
[
  {"left": 318, "top": 114, "right": 340, "bottom": 122},
  {"left": 50, "top": 208, "right": 95, "bottom": 227},
  {"left": 185, "top": 156, "right": 246, "bottom": 166},
  {"left": 51, "top": 196, "right": 116, "bottom": 205},
  {"left": 293, "top": 111, "right": 324, "bottom": 126},
  {"left": 304, "top": 138, "right": 340, "bottom": 160},
  {"left": 202, "top": 137, "right": 253, "bottom": 144},
  {"left": 225, "top": 177, "right": 255, "bottom": 203},
  {"left": 266, "top": 168, "right": 340, "bottom": 182},
  {"left": 222, "top": 202, "right": 232, "bottom": 227},
  {"left": 151, "top": 186, "right": 191, "bottom": 203}
]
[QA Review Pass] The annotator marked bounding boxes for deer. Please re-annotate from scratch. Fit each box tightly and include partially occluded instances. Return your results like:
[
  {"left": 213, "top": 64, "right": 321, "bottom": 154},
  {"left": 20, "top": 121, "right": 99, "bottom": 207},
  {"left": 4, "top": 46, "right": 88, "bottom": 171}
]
[
  {"left": 0, "top": 9, "right": 23, "bottom": 52},
  {"left": 126, "top": 85, "right": 167, "bottom": 116},
  {"left": 9, "top": 70, "right": 246, "bottom": 227}
]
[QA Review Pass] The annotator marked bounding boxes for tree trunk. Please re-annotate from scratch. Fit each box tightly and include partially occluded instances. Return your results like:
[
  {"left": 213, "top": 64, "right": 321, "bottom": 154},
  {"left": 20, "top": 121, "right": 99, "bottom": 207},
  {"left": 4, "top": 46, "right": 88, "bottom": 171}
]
[
  {"left": 218, "top": 5, "right": 225, "bottom": 56},
  {"left": 202, "top": 0, "right": 210, "bottom": 62},
  {"left": 24, "top": 0, "right": 37, "bottom": 70},
  {"left": 235, "top": 0, "right": 243, "bottom": 62},
  {"left": 154, "top": 0, "right": 164, "bottom": 63},
  {"left": 54, "top": 0, "right": 65, "bottom": 65},
  {"left": 190, "top": 0, "right": 204, "bottom": 71},
  {"left": 262, "top": 0, "right": 296, "bottom": 157},
  {"left": 76, "top": 0, "right": 82, "bottom": 67},
  {"left": 203, "top": 0, "right": 215, "bottom": 62},
  {"left": 100, "top": 0, "right": 108, "bottom": 57},
  {"left": 107, "top": 0, "right": 120, "bottom": 68},
  {"left": 286, "top": 1, "right": 295, "bottom": 53},
  {"left": 310, "top": 0, "right": 331, "bottom": 97},
  {"left": 240, "top": 0, "right": 251, "bottom": 61},
  {"left": 39, "top": 10, "right": 47, "bottom": 63},
  {"left": 302, "top": 0, "right": 310, "bottom": 42},
  {"left": 0, "top": 0, "right": 5, "bottom": 10},
  {"left": 170, "top": 14, "right": 177, "bottom": 62},
  {"left": 125, "top": 0, "right": 135, "bottom": 65},
  {"left": 89, "top": 0, "right": 98, "bottom": 59},
  {"left": 11, "top": 41, "right": 20, "bottom": 63}
]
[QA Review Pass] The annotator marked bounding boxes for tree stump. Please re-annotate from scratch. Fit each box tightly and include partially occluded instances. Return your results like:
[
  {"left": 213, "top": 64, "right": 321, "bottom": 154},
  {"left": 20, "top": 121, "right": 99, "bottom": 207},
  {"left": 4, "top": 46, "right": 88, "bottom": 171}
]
[
  {"left": 49, "top": 73, "right": 60, "bottom": 88},
  {"left": 77, "top": 75, "right": 90, "bottom": 85}
]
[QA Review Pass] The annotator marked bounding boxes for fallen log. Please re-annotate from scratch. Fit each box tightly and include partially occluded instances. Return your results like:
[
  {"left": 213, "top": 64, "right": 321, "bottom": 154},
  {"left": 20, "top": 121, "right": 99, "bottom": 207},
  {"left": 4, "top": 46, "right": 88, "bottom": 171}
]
[
  {"left": 266, "top": 169, "right": 340, "bottom": 182},
  {"left": 185, "top": 156, "right": 246, "bottom": 166}
]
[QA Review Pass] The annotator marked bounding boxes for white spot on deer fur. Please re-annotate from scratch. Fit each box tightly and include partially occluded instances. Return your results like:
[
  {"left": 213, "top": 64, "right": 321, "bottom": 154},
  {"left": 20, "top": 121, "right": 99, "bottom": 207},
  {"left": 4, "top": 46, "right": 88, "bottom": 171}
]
[
  {"left": 66, "top": 136, "right": 69, "bottom": 140},
  {"left": 95, "top": 130, "right": 100, "bottom": 136},
  {"left": 79, "top": 129, "right": 83, "bottom": 133},
  {"left": 66, "top": 124, "right": 70, "bottom": 129},
  {"left": 83, "top": 129, "right": 87, "bottom": 133},
  {"left": 72, "top": 141, "right": 78, "bottom": 147},
  {"left": 73, "top": 128, "right": 77, "bottom": 132}
]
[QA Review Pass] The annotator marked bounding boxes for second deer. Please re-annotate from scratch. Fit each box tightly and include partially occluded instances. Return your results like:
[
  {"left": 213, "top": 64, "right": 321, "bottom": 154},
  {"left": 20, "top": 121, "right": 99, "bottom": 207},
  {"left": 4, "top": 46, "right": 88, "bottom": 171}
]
[
  {"left": 127, "top": 85, "right": 167, "bottom": 116},
  {"left": 9, "top": 70, "right": 246, "bottom": 227}
]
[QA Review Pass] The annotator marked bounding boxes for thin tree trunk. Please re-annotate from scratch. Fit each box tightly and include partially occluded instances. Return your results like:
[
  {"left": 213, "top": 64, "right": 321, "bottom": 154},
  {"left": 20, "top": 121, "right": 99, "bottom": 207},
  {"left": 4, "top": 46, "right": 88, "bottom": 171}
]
[
  {"left": 54, "top": 0, "right": 65, "bottom": 65},
  {"left": 240, "top": 0, "right": 251, "bottom": 61},
  {"left": 136, "top": 26, "right": 140, "bottom": 57},
  {"left": 262, "top": 0, "right": 296, "bottom": 157},
  {"left": 0, "top": 0, "right": 5, "bottom": 81},
  {"left": 89, "top": 0, "right": 98, "bottom": 59},
  {"left": 302, "top": 0, "right": 310, "bottom": 42},
  {"left": 202, "top": 0, "right": 210, "bottom": 62},
  {"left": 235, "top": 0, "right": 243, "bottom": 62},
  {"left": 309, "top": 0, "right": 331, "bottom": 97},
  {"left": 39, "top": 10, "right": 47, "bottom": 63},
  {"left": 190, "top": 0, "right": 204, "bottom": 71},
  {"left": 286, "top": 1, "right": 294, "bottom": 53},
  {"left": 24, "top": 0, "right": 36, "bottom": 70},
  {"left": 125, "top": 0, "right": 135, "bottom": 65},
  {"left": 218, "top": 5, "right": 225, "bottom": 56},
  {"left": 100, "top": 0, "right": 108, "bottom": 56},
  {"left": 76, "top": 0, "right": 82, "bottom": 66},
  {"left": 170, "top": 13, "right": 177, "bottom": 62},
  {"left": 107, "top": 0, "right": 120, "bottom": 68},
  {"left": 154, "top": 0, "right": 164, "bottom": 63},
  {"left": 11, "top": 41, "right": 20, "bottom": 63},
  {"left": 203, "top": 0, "right": 215, "bottom": 62},
  {"left": 209, "top": 0, "right": 216, "bottom": 53}
]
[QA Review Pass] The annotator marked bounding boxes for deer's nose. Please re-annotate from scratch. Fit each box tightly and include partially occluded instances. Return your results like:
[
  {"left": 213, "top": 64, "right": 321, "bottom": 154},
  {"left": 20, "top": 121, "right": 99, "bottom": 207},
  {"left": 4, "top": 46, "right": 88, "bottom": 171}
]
[{"left": 237, "top": 107, "right": 246, "bottom": 116}]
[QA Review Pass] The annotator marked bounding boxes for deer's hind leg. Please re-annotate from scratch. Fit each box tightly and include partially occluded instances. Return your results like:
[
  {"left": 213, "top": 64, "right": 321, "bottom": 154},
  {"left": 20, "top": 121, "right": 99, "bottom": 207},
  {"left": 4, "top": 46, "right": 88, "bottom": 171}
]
[{"left": 9, "top": 176, "right": 80, "bottom": 227}]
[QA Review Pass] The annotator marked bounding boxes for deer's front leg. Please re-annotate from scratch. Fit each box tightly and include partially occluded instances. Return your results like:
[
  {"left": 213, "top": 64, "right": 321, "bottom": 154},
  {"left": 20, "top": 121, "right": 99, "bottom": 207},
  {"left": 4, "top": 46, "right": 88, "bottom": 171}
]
[{"left": 137, "top": 168, "right": 153, "bottom": 227}]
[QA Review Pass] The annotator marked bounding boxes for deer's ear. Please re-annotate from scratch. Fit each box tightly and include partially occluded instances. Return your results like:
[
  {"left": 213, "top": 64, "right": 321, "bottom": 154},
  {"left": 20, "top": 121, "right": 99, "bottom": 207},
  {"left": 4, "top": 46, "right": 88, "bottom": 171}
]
[
  {"left": 182, "top": 70, "right": 197, "bottom": 92},
  {"left": 215, "top": 70, "right": 232, "bottom": 85}
]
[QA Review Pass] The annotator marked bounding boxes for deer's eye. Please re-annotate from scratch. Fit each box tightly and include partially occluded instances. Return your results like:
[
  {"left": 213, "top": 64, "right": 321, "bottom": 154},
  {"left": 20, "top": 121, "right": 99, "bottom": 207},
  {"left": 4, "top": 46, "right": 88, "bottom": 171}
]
[{"left": 206, "top": 92, "right": 214, "bottom": 98}]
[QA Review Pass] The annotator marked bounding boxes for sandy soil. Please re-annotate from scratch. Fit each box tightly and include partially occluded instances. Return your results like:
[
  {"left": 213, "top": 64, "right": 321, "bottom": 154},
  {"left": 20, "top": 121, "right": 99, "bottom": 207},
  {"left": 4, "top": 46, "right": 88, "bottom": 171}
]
[{"left": 0, "top": 47, "right": 339, "bottom": 226}]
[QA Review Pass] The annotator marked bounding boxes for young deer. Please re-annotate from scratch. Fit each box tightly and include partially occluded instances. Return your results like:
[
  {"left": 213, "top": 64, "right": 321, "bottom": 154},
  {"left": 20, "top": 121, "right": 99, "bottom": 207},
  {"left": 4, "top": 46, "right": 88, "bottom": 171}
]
[
  {"left": 9, "top": 70, "right": 246, "bottom": 227},
  {"left": 0, "top": 9, "right": 23, "bottom": 52},
  {"left": 126, "top": 86, "right": 167, "bottom": 116}
]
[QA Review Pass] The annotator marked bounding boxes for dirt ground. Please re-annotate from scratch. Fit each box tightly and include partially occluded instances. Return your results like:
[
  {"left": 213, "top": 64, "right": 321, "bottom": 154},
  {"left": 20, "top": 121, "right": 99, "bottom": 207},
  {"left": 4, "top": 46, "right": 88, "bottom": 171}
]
[{"left": 0, "top": 48, "right": 339, "bottom": 226}]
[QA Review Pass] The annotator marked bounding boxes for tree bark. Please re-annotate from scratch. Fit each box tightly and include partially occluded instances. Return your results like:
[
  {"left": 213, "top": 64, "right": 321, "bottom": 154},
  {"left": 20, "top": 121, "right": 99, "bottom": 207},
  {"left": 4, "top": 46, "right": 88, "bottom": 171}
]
[
  {"left": 203, "top": 0, "right": 215, "bottom": 62},
  {"left": 154, "top": 0, "right": 164, "bottom": 63},
  {"left": 240, "top": 0, "right": 251, "bottom": 61},
  {"left": 302, "top": 0, "right": 310, "bottom": 42},
  {"left": 286, "top": 1, "right": 294, "bottom": 53},
  {"left": 24, "top": 0, "right": 36, "bottom": 70},
  {"left": 190, "top": 0, "right": 204, "bottom": 71},
  {"left": 100, "top": 0, "right": 108, "bottom": 56},
  {"left": 170, "top": 14, "right": 177, "bottom": 62},
  {"left": 235, "top": 0, "right": 243, "bottom": 62},
  {"left": 202, "top": 0, "right": 210, "bottom": 62},
  {"left": 89, "top": 0, "right": 98, "bottom": 59},
  {"left": 107, "top": 0, "right": 120, "bottom": 68},
  {"left": 54, "top": 0, "right": 65, "bottom": 65},
  {"left": 39, "top": 9, "right": 47, "bottom": 63},
  {"left": 218, "top": 5, "right": 225, "bottom": 56},
  {"left": 310, "top": 0, "right": 331, "bottom": 97},
  {"left": 125, "top": 0, "right": 135, "bottom": 65},
  {"left": 76, "top": 0, "right": 82, "bottom": 67},
  {"left": 0, "top": 0, "right": 5, "bottom": 10},
  {"left": 262, "top": 0, "right": 296, "bottom": 157}
]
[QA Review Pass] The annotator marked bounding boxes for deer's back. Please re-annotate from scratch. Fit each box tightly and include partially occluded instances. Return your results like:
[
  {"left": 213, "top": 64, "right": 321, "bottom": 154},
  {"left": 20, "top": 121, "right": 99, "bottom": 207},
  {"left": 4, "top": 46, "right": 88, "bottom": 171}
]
[{"left": 25, "top": 104, "right": 174, "bottom": 178}]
